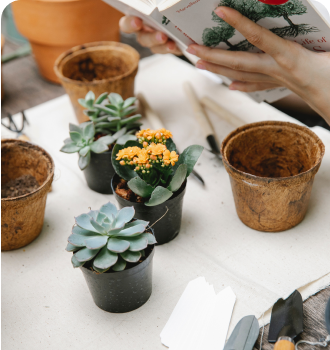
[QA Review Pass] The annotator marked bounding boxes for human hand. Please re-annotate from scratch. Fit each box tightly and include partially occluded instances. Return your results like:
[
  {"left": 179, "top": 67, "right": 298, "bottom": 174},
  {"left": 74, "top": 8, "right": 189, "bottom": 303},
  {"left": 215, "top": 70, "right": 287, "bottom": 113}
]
[
  {"left": 119, "top": 16, "right": 182, "bottom": 55},
  {"left": 186, "top": 7, "right": 330, "bottom": 123}
]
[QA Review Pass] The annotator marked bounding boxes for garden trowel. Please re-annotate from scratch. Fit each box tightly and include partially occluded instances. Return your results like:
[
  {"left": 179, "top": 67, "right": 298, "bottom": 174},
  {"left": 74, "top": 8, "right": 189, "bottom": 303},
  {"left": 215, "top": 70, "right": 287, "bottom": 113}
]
[
  {"left": 224, "top": 315, "right": 259, "bottom": 350},
  {"left": 268, "top": 290, "right": 303, "bottom": 350}
]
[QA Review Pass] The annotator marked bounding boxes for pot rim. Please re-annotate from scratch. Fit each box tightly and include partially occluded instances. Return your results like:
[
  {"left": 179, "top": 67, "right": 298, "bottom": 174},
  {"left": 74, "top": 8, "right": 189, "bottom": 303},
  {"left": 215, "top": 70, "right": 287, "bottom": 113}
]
[
  {"left": 220, "top": 121, "right": 325, "bottom": 182},
  {"left": 111, "top": 173, "right": 187, "bottom": 207},
  {"left": 54, "top": 41, "right": 140, "bottom": 85},
  {"left": 80, "top": 226, "right": 155, "bottom": 279},
  {"left": 1, "top": 139, "right": 55, "bottom": 202}
]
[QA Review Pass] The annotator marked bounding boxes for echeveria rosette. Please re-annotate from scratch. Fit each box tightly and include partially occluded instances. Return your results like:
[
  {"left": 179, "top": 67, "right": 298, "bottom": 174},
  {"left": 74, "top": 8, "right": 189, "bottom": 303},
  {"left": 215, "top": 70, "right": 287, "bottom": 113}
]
[
  {"left": 78, "top": 91, "right": 142, "bottom": 139},
  {"left": 112, "top": 135, "right": 203, "bottom": 206},
  {"left": 66, "top": 202, "right": 156, "bottom": 273}
]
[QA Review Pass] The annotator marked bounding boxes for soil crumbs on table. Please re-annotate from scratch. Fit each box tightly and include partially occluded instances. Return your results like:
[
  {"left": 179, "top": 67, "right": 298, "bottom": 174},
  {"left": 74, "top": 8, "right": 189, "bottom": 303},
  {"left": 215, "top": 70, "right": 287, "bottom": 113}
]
[
  {"left": 1, "top": 175, "right": 40, "bottom": 199},
  {"left": 115, "top": 178, "right": 146, "bottom": 203}
]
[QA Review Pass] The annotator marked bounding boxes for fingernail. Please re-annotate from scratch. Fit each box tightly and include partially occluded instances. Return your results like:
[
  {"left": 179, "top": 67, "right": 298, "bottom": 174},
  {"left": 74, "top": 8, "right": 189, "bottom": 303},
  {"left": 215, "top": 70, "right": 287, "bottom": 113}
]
[
  {"left": 131, "top": 19, "right": 139, "bottom": 29},
  {"left": 156, "top": 32, "right": 166, "bottom": 42},
  {"left": 229, "top": 85, "right": 236, "bottom": 90},
  {"left": 186, "top": 47, "right": 197, "bottom": 55},
  {"left": 168, "top": 42, "right": 176, "bottom": 51},
  {"left": 215, "top": 8, "right": 226, "bottom": 19},
  {"left": 196, "top": 63, "right": 206, "bottom": 70}
]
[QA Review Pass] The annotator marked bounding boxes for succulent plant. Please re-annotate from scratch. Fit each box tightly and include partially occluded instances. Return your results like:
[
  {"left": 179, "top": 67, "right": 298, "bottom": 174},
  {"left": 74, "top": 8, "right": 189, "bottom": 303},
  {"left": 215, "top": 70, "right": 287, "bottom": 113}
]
[
  {"left": 60, "top": 122, "right": 129, "bottom": 170},
  {"left": 78, "top": 91, "right": 142, "bottom": 137},
  {"left": 112, "top": 129, "right": 204, "bottom": 206},
  {"left": 66, "top": 202, "right": 156, "bottom": 273}
]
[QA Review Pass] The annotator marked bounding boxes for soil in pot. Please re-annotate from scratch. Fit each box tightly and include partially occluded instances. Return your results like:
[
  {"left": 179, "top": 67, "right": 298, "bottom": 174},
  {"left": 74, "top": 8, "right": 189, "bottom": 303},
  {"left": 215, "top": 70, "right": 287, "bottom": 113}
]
[
  {"left": 112, "top": 174, "right": 187, "bottom": 245},
  {"left": 1, "top": 174, "right": 39, "bottom": 199}
]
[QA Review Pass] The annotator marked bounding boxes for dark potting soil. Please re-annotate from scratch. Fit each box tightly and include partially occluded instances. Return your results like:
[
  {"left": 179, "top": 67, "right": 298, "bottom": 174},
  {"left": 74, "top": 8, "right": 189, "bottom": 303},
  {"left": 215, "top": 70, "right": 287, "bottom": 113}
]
[
  {"left": 1, "top": 174, "right": 40, "bottom": 199},
  {"left": 83, "top": 244, "right": 154, "bottom": 274},
  {"left": 115, "top": 178, "right": 146, "bottom": 203},
  {"left": 94, "top": 133, "right": 115, "bottom": 151}
]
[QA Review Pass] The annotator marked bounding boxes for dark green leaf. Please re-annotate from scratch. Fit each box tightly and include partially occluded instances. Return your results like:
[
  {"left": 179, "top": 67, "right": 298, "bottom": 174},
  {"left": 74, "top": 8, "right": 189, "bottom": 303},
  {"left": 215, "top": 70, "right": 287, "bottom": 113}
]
[
  {"left": 145, "top": 187, "right": 173, "bottom": 206},
  {"left": 166, "top": 138, "right": 178, "bottom": 152},
  {"left": 173, "top": 145, "right": 203, "bottom": 176},
  {"left": 167, "top": 164, "right": 187, "bottom": 192},
  {"left": 128, "top": 177, "right": 155, "bottom": 198},
  {"left": 120, "top": 250, "right": 141, "bottom": 263}
]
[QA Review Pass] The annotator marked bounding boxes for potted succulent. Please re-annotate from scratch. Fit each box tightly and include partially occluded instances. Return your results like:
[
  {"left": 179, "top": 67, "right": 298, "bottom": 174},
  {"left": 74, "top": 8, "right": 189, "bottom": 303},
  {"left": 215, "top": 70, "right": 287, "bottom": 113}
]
[
  {"left": 66, "top": 202, "right": 156, "bottom": 313},
  {"left": 111, "top": 128, "right": 203, "bottom": 244},
  {"left": 60, "top": 92, "right": 141, "bottom": 194}
]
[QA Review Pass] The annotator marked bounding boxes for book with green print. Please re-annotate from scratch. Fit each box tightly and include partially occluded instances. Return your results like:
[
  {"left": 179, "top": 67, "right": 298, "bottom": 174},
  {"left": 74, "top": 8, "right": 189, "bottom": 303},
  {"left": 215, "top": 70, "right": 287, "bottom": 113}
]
[{"left": 103, "top": 0, "right": 330, "bottom": 102}]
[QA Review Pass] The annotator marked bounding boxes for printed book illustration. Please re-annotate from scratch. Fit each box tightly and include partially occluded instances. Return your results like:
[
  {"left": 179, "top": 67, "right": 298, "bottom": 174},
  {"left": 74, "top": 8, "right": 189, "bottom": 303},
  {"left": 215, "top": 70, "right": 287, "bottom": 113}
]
[{"left": 102, "top": 0, "right": 330, "bottom": 102}]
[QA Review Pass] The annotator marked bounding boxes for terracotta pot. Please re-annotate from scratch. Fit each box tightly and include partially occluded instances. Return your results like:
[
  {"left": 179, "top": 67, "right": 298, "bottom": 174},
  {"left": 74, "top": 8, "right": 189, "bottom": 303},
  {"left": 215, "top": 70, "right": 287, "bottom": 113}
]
[
  {"left": 54, "top": 41, "right": 140, "bottom": 123},
  {"left": 1, "top": 140, "right": 55, "bottom": 250},
  {"left": 221, "top": 121, "right": 325, "bottom": 232},
  {"left": 11, "top": 0, "right": 123, "bottom": 83}
]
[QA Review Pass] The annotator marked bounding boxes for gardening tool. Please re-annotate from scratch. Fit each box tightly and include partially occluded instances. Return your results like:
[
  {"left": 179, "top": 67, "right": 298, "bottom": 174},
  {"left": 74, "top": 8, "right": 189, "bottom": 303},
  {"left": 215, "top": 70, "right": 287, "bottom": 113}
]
[
  {"left": 1, "top": 111, "right": 30, "bottom": 141},
  {"left": 268, "top": 290, "right": 304, "bottom": 349},
  {"left": 183, "top": 82, "right": 223, "bottom": 163},
  {"left": 224, "top": 315, "right": 259, "bottom": 350},
  {"left": 137, "top": 93, "right": 205, "bottom": 186}
]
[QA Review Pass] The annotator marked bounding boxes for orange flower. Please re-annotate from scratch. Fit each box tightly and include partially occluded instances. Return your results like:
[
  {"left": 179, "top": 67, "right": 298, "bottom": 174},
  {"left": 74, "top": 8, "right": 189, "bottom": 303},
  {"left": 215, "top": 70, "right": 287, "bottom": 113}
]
[
  {"left": 163, "top": 150, "right": 179, "bottom": 166},
  {"left": 159, "top": 128, "right": 172, "bottom": 139},
  {"left": 147, "top": 143, "right": 167, "bottom": 156},
  {"left": 136, "top": 128, "right": 155, "bottom": 140},
  {"left": 116, "top": 146, "right": 141, "bottom": 160},
  {"left": 136, "top": 149, "right": 149, "bottom": 165}
]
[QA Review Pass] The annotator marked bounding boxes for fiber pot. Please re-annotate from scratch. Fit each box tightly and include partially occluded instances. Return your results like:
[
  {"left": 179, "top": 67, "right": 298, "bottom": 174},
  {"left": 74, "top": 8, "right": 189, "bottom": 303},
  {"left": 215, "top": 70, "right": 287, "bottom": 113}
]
[
  {"left": 221, "top": 121, "right": 325, "bottom": 232},
  {"left": 1, "top": 140, "right": 55, "bottom": 250},
  {"left": 11, "top": 0, "right": 123, "bottom": 83},
  {"left": 54, "top": 41, "right": 140, "bottom": 123},
  {"left": 111, "top": 174, "right": 187, "bottom": 245},
  {"left": 83, "top": 151, "right": 115, "bottom": 194},
  {"left": 80, "top": 240, "right": 155, "bottom": 313}
]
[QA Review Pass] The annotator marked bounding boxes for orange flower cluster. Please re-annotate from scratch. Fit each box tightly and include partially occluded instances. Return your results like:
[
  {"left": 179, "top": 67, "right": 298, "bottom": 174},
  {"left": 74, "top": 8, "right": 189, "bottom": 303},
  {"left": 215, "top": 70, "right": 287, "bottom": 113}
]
[{"left": 116, "top": 129, "right": 179, "bottom": 174}]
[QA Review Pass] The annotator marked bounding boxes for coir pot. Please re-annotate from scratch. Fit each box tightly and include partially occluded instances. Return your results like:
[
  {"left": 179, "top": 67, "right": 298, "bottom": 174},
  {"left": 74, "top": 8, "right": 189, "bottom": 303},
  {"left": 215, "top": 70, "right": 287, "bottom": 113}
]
[
  {"left": 111, "top": 174, "right": 187, "bottom": 245},
  {"left": 1, "top": 140, "right": 55, "bottom": 250},
  {"left": 80, "top": 236, "right": 155, "bottom": 313},
  {"left": 83, "top": 151, "right": 115, "bottom": 194},
  {"left": 221, "top": 121, "right": 325, "bottom": 232},
  {"left": 54, "top": 41, "right": 140, "bottom": 123}
]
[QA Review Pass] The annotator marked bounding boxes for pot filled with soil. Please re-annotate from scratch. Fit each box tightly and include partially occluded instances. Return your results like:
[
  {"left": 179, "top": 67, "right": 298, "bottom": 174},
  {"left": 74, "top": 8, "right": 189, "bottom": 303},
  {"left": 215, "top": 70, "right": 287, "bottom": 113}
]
[
  {"left": 66, "top": 202, "right": 156, "bottom": 313},
  {"left": 60, "top": 92, "right": 141, "bottom": 194},
  {"left": 54, "top": 42, "right": 140, "bottom": 123},
  {"left": 111, "top": 128, "right": 203, "bottom": 245},
  {"left": 2, "top": 139, "right": 55, "bottom": 250},
  {"left": 221, "top": 121, "right": 325, "bottom": 232},
  {"left": 12, "top": 0, "right": 123, "bottom": 83}
]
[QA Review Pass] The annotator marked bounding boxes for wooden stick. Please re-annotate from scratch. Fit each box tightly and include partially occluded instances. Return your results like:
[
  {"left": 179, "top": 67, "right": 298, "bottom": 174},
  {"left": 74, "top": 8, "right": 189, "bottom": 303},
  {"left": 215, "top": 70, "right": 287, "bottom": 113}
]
[
  {"left": 183, "top": 82, "right": 215, "bottom": 138},
  {"left": 137, "top": 93, "right": 164, "bottom": 130},
  {"left": 200, "top": 96, "right": 244, "bottom": 128}
]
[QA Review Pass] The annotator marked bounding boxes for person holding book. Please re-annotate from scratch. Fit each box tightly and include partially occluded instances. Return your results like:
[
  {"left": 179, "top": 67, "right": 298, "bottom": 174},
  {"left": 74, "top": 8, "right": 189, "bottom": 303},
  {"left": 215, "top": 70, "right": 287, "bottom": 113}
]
[{"left": 119, "top": 7, "right": 330, "bottom": 124}]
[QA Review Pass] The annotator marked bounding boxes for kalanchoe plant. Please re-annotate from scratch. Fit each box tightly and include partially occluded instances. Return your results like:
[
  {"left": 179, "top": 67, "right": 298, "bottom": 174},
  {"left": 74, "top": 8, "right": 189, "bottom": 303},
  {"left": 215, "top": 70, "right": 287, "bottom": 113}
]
[
  {"left": 66, "top": 202, "right": 156, "bottom": 273},
  {"left": 78, "top": 91, "right": 142, "bottom": 136},
  {"left": 112, "top": 128, "right": 204, "bottom": 206},
  {"left": 60, "top": 122, "right": 129, "bottom": 170}
]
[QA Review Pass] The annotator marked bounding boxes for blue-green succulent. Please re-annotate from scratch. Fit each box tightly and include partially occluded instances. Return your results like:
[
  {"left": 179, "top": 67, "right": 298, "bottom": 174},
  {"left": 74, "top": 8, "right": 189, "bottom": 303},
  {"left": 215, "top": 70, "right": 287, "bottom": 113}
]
[{"left": 66, "top": 202, "right": 156, "bottom": 273}]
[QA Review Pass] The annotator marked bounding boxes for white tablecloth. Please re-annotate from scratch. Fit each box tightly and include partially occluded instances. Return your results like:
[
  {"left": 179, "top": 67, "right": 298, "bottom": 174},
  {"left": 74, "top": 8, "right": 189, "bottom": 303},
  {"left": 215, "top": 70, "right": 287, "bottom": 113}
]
[{"left": 2, "top": 54, "right": 330, "bottom": 350}]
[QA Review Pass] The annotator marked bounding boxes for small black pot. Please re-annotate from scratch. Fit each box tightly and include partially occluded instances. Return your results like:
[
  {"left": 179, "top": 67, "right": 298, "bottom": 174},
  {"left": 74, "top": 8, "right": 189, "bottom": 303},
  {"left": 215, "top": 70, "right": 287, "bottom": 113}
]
[
  {"left": 111, "top": 174, "right": 187, "bottom": 245},
  {"left": 80, "top": 243, "right": 155, "bottom": 313},
  {"left": 83, "top": 151, "right": 115, "bottom": 194}
]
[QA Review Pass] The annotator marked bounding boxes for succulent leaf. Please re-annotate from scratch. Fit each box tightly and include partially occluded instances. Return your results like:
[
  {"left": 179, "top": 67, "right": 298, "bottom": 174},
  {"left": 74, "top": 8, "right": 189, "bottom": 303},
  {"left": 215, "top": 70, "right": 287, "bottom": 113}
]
[
  {"left": 114, "top": 224, "right": 147, "bottom": 237},
  {"left": 107, "top": 238, "right": 130, "bottom": 253},
  {"left": 120, "top": 250, "right": 141, "bottom": 263},
  {"left": 167, "top": 164, "right": 187, "bottom": 192},
  {"left": 145, "top": 186, "right": 173, "bottom": 206},
  {"left": 95, "top": 92, "right": 108, "bottom": 104},
  {"left": 124, "top": 220, "right": 149, "bottom": 229},
  {"left": 90, "top": 218, "right": 107, "bottom": 233},
  {"left": 128, "top": 177, "right": 155, "bottom": 198},
  {"left": 69, "top": 123, "right": 83, "bottom": 134},
  {"left": 99, "top": 202, "right": 118, "bottom": 218},
  {"left": 78, "top": 152, "right": 91, "bottom": 170},
  {"left": 79, "top": 145, "right": 90, "bottom": 157},
  {"left": 109, "top": 93, "right": 124, "bottom": 106},
  {"left": 60, "top": 143, "right": 81, "bottom": 153},
  {"left": 74, "top": 247, "right": 100, "bottom": 262},
  {"left": 69, "top": 131, "right": 82, "bottom": 143},
  {"left": 72, "top": 225, "right": 96, "bottom": 236},
  {"left": 120, "top": 115, "right": 142, "bottom": 126},
  {"left": 97, "top": 134, "right": 114, "bottom": 146},
  {"left": 72, "top": 255, "right": 85, "bottom": 268},
  {"left": 66, "top": 242, "right": 80, "bottom": 252},
  {"left": 96, "top": 212, "right": 107, "bottom": 224},
  {"left": 125, "top": 236, "right": 148, "bottom": 251},
  {"left": 85, "top": 91, "right": 95, "bottom": 106},
  {"left": 83, "top": 122, "right": 95, "bottom": 140},
  {"left": 87, "top": 210, "right": 98, "bottom": 220},
  {"left": 123, "top": 97, "right": 136, "bottom": 108},
  {"left": 90, "top": 141, "right": 108, "bottom": 154},
  {"left": 78, "top": 98, "right": 88, "bottom": 108},
  {"left": 84, "top": 236, "right": 108, "bottom": 250},
  {"left": 112, "top": 256, "right": 127, "bottom": 271},
  {"left": 115, "top": 207, "right": 135, "bottom": 228},
  {"left": 93, "top": 246, "right": 118, "bottom": 270},
  {"left": 75, "top": 214, "right": 99, "bottom": 232},
  {"left": 141, "top": 232, "right": 157, "bottom": 245},
  {"left": 68, "top": 234, "right": 87, "bottom": 247}
]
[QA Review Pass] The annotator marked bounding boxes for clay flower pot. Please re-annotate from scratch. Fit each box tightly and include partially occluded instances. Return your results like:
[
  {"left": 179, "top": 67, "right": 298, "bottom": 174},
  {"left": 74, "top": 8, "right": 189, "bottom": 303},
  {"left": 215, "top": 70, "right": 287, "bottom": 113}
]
[
  {"left": 11, "top": 0, "right": 123, "bottom": 83},
  {"left": 1, "top": 140, "right": 55, "bottom": 250},
  {"left": 54, "top": 42, "right": 140, "bottom": 124},
  {"left": 221, "top": 121, "right": 325, "bottom": 232}
]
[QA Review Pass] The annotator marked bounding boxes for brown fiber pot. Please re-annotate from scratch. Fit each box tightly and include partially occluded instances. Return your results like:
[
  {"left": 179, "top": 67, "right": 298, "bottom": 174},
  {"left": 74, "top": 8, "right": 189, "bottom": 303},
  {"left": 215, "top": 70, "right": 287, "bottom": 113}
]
[
  {"left": 11, "top": 0, "right": 123, "bottom": 83},
  {"left": 221, "top": 121, "right": 325, "bottom": 232},
  {"left": 1, "top": 140, "right": 55, "bottom": 251},
  {"left": 54, "top": 41, "right": 140, "bottom": 123}
]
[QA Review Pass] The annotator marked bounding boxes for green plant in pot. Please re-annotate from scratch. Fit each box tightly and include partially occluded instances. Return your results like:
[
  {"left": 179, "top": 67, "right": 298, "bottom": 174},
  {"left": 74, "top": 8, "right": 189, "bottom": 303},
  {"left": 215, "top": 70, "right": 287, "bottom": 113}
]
[
  {"left": 60, "top": 91, "right": 141, "bottom": 194},
  {"left": 111, "top": 128, "right": 203, "bottom": 245},
  {"left": 66, "top": 202, "right": 156, "bottom": 313}
]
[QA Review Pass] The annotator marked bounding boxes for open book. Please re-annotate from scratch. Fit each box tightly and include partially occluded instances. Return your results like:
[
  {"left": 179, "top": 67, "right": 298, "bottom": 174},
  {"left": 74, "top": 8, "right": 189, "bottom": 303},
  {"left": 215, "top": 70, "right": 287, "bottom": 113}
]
[{"left": 103, "top": 0, "right": 330, "bottom": 103}]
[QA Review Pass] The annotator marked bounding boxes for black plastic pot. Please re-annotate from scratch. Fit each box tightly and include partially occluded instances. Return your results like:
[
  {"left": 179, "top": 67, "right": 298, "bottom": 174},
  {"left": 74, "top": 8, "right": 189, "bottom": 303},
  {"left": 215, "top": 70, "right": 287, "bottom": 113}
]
[
  {"left": 80, "top": 242, "right": 155, "bottom": 313},
  {"left": 83, "top": 151, "right": 115, "bottom": 194},
  {"left": 111, "top": 174, "right": 187, "bottom": 245}
]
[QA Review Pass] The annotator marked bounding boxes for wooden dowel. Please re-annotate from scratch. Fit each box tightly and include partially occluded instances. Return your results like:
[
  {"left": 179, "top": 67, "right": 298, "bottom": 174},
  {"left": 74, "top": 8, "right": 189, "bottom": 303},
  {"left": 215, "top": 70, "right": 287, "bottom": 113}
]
[{"left": 200, "top": 96, "right": 245, "bottom": 128}]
